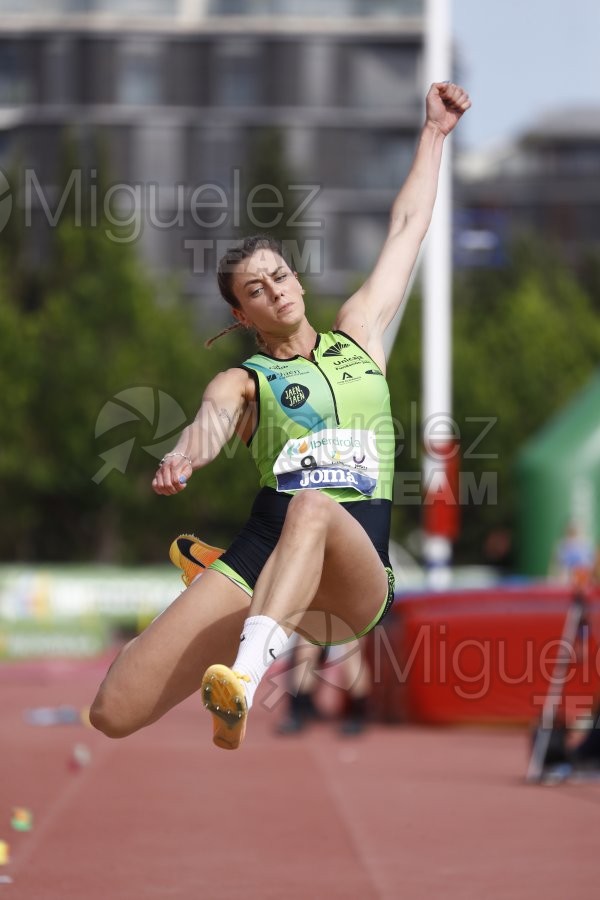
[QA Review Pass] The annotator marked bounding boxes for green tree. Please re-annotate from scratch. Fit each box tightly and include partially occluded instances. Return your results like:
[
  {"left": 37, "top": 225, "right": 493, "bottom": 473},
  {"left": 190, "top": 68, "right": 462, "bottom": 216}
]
[
  {"left": 4, "top": 144, "right": 599, "bottom": 572},
  {"left": 239, "top": 128, "right": 299, "bottom": 245},
  {"left": 386, "top": 240, "right": 600, "bottom": 566},
  {"left": 453, "top": 247, "right": 600, "bottom": 563},
  {"left": 0, "top": 172, "right": 259, "bottom": 561},
  {"left": 0, "top": 271, "right": 39, "bottom": 556}
]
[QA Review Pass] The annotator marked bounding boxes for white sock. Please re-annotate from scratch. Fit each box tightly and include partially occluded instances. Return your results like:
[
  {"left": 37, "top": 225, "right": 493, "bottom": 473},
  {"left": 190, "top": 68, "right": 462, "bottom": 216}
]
[{"left": 233, "top": 615, "right": 290, "bottom": 709}]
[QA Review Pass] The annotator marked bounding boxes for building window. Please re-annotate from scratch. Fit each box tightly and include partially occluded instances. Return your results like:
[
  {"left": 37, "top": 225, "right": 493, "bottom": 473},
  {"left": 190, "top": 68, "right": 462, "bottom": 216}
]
[
  {"left": 319, "top": 129, "right": 414, "bottom": 190},
  {"left": 209, "top": 0, "right": 423, "bottom": 17},
  {"left": 362, "top": 133, "right": 415, "bottom": 188},
  {"left": 347, "top": 214, "right": 388, "bottom": 272},
  {"left": 117, "top": 39, "right": 163, "bottom": 106},
  {"left": 92, "top": 0, "right": 178, "bottom": 13},
  {"left": 3, "top": 1, "right": 178, "bottom": 13},
  {"left": 43, "top": 37, "right": 72, "bottom": 104},
  {"left": 212, "top": 41, "right": 261, "bottom": 107},
  {"left": 556, "top": 144, "right": 600, "bottom": 177},
  {"left": 346, "top": 43, "right": 420, "bottom": 109},
  {"left": 201, "top": 125, "right": 246, "bottom": 188},
  {"left": 0, "top": 132, "right": 12, "bottom": 166},
  {"left": 0, "top": 43, "right": 29, "bottom": 106}
]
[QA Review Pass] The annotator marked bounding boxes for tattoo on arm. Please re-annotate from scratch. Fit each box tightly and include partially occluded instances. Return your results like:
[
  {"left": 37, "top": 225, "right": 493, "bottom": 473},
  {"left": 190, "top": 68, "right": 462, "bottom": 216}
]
[{"left": 218, "top": 406, "right": 241, "bottom": 433}]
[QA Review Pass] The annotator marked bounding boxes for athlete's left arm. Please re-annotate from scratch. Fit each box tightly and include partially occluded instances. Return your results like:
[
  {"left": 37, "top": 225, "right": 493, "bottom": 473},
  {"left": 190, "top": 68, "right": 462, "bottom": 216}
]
[{"left": 335, "top": 83, "right": 470, "bottom": 370}]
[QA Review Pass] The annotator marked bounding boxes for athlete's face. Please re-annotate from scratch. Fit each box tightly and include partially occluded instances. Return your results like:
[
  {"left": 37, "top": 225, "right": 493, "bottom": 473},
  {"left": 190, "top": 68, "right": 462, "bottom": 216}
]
[{"left": 230, "top": 249, "right": 305, "bottom": 335}]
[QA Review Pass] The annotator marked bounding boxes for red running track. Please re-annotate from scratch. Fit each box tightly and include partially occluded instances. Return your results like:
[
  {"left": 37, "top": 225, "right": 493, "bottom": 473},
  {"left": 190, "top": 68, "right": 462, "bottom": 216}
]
[{"left": 0, "top": 653, "right": 598, "bottom": 900}]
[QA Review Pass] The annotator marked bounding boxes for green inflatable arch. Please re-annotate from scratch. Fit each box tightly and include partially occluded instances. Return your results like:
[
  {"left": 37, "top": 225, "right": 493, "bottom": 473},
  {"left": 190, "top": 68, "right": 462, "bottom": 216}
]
[{"left": 515, "top": 372, "right": 600, "bottom": 576}]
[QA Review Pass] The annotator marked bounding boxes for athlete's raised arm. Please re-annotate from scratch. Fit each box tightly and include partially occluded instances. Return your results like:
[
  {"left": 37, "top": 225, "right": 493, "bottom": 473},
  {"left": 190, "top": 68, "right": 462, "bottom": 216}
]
[
  {"left": 335, "top": 82, "right": 470, "bottom": 366},
  {"left": 152, "top": 367, "right": 252, "bottom": 495}
]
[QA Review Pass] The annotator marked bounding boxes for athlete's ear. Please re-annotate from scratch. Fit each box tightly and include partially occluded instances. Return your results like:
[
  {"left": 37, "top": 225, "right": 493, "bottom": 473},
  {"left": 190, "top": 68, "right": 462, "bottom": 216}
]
[
  {"left": 232, "top": 307, "right": 251, "bottom": 329},
  {"left": 293, "top": 271, "right": 306, "bottom": 295}
]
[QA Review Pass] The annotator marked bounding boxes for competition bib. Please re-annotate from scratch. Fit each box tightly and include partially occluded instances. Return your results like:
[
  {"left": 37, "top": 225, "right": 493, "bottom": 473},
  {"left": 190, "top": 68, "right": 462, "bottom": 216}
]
[{"left": 273, "top": 429, "right": 379, "bottom": 496}]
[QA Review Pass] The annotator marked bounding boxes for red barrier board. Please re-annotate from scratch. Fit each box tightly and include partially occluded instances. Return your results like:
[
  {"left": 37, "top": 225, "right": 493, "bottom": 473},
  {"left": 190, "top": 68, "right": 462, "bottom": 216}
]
[{"left": 368, "top": 585, "right": 600, "bottom": 725}]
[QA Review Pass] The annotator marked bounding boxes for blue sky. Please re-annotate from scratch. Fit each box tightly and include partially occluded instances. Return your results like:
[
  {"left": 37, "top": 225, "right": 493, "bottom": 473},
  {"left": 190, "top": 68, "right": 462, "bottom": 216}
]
[{"left": 452, "top": 0, "right": 600, "bottom": 149}]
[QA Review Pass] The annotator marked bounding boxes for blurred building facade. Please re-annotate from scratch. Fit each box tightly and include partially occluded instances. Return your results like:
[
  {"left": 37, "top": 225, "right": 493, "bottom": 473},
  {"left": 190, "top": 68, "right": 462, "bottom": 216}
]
[
  {"left": 0, "top": 0, "right": 426, "bottom": 307},
  {"left": 455, "top": 109, "right": 600, "bottom": 269}
]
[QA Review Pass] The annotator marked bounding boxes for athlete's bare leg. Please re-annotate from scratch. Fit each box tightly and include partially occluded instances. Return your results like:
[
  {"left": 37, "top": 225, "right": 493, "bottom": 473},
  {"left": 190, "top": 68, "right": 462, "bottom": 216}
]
[
  {"left": 90, "top": 570, "right": 249, "bottom": 738},
  {"left": 198, "top": 492, "right": 387, "bottom": 749},
  {"left": 248, "top": 491, "right": 389, "bottom": 644},
  {"left": 290, "top": 638, "right": 324, "bottom": 695},
  {"left": 92, "top": 494, "right": 388, "bottom": 740},
  {"left": 328, "top": 638, "right": 371, "bottom": 697}
]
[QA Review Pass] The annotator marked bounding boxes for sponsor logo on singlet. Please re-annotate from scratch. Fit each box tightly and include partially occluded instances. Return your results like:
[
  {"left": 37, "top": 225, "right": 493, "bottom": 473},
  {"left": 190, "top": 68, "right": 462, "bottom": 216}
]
[
  {"left": 281, "top": 384, "right": 310, "bottom": 409},
  {"left": 332, "top": 354, "right": 364, "bottom": 369},
  {"left": 297, "top": 468, "right": 359, "bottom": 489},
  {"left": 322, "top": 341, "right": 350, "bottom": 357},
  {"left": 274, "top": 428, "right": 379, "bottom": 495},
  {"left": 339, "top": 371, "right": 361, "bottom": 383},
  {"left": 266, "top": 363, "right": 311, "bottom": 377}
]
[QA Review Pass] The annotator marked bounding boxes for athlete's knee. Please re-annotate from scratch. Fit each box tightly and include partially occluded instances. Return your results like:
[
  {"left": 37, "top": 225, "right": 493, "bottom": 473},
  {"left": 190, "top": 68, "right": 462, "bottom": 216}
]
[
  {"left": 287, "top": 490, "right": 335, "bottom": 528},
  {"left": 89, "top": 682, "right": 141, "bottom": 739}
]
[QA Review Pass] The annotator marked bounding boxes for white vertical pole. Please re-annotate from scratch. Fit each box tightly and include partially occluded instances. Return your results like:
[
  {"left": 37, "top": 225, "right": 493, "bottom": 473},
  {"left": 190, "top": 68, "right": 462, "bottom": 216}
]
[{"left": 422, "top": 0, "right": 453, "bottom": 586}]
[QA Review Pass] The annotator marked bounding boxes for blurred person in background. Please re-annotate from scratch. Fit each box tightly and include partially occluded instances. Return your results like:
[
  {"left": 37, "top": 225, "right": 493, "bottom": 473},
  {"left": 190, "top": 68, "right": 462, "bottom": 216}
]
[
  {"left": 276, "top": 636, "right": 372, "bottom": 737},
  {"left": 550, "top": 520, "right": 596, "bottom": 589},
  {"left": 545, "top": 521, "right": 600, "bottom": 773},
  {"left": 90, "top": 82, "right": 470, "bottom": 751}
]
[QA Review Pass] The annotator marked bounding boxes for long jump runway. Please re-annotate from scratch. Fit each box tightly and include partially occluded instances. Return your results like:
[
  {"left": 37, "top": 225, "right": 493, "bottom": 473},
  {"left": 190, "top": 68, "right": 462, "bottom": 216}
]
[{"left": 1, "top": 655, "right": 597, "bottom": 899}]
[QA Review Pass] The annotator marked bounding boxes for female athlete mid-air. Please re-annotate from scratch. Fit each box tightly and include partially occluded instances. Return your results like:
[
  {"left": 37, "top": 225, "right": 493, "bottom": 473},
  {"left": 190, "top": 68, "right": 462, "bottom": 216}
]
[{"left": 90, "top": 82, "right": 470, "bottom": 750}]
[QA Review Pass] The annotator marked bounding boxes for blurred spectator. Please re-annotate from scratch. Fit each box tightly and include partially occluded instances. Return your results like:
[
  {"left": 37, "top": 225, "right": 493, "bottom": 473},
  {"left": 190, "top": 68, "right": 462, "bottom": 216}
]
[
  {"left": 482, "top": 527, "right": 514, "bottom": 574},
  {"left": 549, "top": 521, "right": 597, "bottom": 589},
  {"left": 594, "top": 546, "right": 600, "bottom": 586},
  {"left": 276, "top": 635, "right": 372, "bottom": 737}
]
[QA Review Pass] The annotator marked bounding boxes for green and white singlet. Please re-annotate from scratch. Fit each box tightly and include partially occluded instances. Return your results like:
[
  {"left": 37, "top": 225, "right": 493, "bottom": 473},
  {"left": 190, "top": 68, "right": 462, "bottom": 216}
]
[
  {"left": 241, "top": 330, "right": 395, "bottom": 503},
  {"left": 208, "top": 330, "right": 397, "bottom": 641}
]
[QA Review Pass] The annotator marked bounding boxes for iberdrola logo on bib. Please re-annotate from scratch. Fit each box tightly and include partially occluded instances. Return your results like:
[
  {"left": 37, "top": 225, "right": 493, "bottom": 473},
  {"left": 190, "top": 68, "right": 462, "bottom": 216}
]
[{"left": 273, "top": 428, "right": 379, "bottom": 496}]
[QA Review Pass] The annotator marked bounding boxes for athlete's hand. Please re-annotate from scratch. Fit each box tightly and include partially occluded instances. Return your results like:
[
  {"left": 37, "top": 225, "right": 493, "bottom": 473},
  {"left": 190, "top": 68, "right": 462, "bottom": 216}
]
[
  {"left": 152, "top": 458, "right": 192, "bottom": 495},
  {"left": 425, "top": 82, "right": 471, "bottom": 136}
]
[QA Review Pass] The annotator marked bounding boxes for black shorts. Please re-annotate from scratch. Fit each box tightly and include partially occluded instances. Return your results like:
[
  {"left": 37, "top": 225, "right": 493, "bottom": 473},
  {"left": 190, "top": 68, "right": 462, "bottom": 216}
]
[
  {"left": 208, "top": 487, "right": 395, "bottom": 644},
  {"left": 214, "top": 486, "right": 392, "bottom": 591}
]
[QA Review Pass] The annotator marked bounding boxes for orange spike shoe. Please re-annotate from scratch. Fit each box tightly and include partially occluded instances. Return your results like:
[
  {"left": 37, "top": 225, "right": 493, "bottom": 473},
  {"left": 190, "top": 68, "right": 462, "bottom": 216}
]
[
  {"left": 168, "top": 534, "right": 224, "bottom": 587},
  {"left": 201, "top": 664, "right": 250, "bottom": 750}
]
